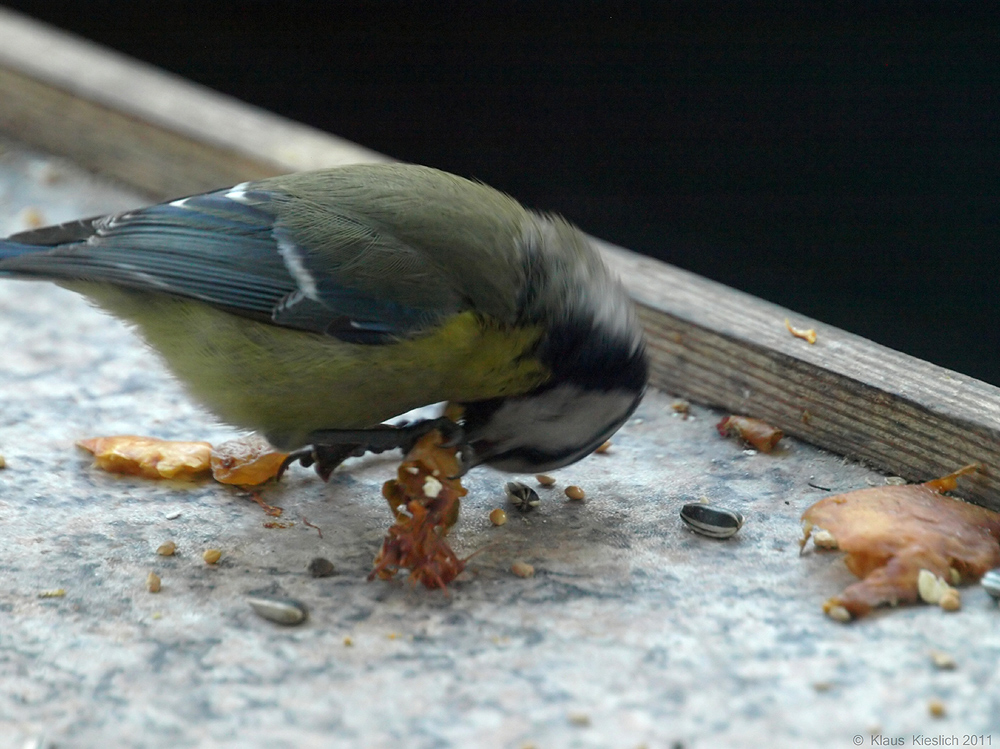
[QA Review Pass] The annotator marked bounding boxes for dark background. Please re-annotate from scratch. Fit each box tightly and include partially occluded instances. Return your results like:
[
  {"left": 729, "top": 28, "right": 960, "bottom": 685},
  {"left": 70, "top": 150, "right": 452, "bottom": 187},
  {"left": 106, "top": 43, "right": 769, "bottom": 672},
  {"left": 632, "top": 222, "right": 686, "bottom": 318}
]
[{"left": 5, "top": 2, "right": 999, "bottom": 384}]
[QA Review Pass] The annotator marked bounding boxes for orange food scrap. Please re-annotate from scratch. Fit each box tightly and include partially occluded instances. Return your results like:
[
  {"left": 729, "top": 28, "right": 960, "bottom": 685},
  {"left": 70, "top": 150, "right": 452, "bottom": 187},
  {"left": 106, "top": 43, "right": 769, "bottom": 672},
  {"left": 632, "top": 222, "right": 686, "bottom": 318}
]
[
  {"left": 801, "top": 464, "right": 1000, "bottom": 620},
  {"left": 370, "top": 430, "right": 469, "bottom": 590},
  {"left": 717, "top": 415, "right": 784, "bottom": 453},
  {"left": 785, "top": 318, "right": 817, "bottom": 344},
  {"left": 210, "top": 436, "right": 288, "bottom": 486},
  {"left": 78, "top": 435, "right": 212, "bottom": 480}
]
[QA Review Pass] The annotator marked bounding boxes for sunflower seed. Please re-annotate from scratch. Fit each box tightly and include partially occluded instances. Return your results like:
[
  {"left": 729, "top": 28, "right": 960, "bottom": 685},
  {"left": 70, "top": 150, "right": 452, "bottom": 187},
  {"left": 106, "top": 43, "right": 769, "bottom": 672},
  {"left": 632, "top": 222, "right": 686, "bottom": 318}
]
[
  {"left": 680, "top": 503, "right": 744, "bottom": 539},
  {"left": 981, "top": 568, "right": 1000, "bottom": 599},
  {"left": 505, "top": 481, "right": 541, "bottom": 513}
]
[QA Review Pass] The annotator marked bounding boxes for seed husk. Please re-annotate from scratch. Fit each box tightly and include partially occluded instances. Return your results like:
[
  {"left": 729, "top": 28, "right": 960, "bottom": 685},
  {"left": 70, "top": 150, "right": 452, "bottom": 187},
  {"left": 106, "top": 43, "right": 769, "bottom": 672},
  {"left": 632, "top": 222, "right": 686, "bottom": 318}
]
[
  {"left": 203, "top": 549, "right": 222, "bottom": 565},
  {"left": 680, "top": 503, "right": 744, "bottom": 539},
  {"left": 535, "top": 474, "right": 556, "bottom": 486},
  {"left": 307, "top": 557, "right": 336, "bottom": 577},
  {"left": 564, "top": 485, "right": 586, "bottom": 501},
  {"left": 248, "top": 596, "right": 308, "bottom": 626},
  {"left": 146, "top": 572, "right": 161, "bottom": 593},
  {"left": 505, "top": 481, "right": 541, "bottom": 513},
  {"left": 981, "top": 568, "right": 1000, "bottom": 599}
]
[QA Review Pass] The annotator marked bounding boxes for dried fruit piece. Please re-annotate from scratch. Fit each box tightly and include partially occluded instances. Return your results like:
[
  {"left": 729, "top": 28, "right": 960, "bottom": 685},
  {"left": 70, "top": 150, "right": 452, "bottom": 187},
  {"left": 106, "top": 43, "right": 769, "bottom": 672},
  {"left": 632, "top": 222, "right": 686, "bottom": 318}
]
[
  {"left": 78, "top": 435, "right": 212, "bottom": 480},
  {"left": 370, "top": 430, "right": 468, "bottom": 590},
  {"left": 716, "top": 416, "right": 783, "bottom": 453},
  {"left": 210, "top": 435, "right": 288, "bottom": 486},
  {"left": 785, "top": 318, "right": 818, "bottom": 344},
  {"left": 801, "top": 464, "right": 1000, "bottom": 619}
]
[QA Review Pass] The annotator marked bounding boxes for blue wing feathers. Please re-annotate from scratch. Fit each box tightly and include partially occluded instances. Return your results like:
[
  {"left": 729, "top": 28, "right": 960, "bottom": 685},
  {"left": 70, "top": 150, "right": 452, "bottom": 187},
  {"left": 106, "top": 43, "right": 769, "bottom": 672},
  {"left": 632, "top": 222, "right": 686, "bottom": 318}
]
[{"left": 0, "top": 186, "right": 439, "bottom": 343}]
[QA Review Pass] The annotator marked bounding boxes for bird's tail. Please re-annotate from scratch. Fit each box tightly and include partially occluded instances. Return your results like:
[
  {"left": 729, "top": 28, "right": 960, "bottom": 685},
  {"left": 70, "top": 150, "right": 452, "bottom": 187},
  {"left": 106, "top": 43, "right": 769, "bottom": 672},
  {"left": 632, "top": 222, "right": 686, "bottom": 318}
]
[{"left": 0, "top": 240, "right": 53, "bottom": 279}]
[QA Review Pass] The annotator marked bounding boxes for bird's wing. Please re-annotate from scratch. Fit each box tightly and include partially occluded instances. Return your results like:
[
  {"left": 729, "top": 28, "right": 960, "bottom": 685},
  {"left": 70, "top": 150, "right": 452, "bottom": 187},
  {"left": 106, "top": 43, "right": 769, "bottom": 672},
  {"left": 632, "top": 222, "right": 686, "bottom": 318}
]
[{"left": 0, "top": 185, "right": 462, "bottom": 344}]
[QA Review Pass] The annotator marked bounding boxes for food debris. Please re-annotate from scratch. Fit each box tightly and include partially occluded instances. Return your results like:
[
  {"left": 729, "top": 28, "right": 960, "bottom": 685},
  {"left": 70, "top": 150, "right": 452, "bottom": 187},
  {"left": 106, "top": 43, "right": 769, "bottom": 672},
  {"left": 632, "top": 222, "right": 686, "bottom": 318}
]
[
  {"left": 717, "top": 415, "right": 784, "bottom": 453},
  {"left": 343, "top": 636, "right": 354, "bottom": 646},
  {"left": 811, "top": 529, "right": 838, "bottom": 549},
  {"left": 929, "top": 650, "right": 956, "bottom": 670},
  {"left": 79, "top": 434, "right": 287, "bottom": 486},
  {"left": 210, "top": 435, "right": 288, "bottom": 485},
  {"left": 568, "top": 712, "right": 591, "bottom": 727},
  {"left": 489, "top": 508, "right": 508, "bottom": 526},
  {"left": 18, "top": 206, "right": 46, "bottom": 230},
  {"left": 506, "top": 481, "right": 541, "bottom": 513},
  {"left": 565, "top": 485, "right": 586, "bottom": 501},
  {"left": 511, "top": 561, "right": 535, "bottom": 578},
  {"left": 928, "top": 699, "right": 946, "bottom": 718},
  {"left": 595, "top": 440, "right": 612, "bottom": 454},
  {"left": 78, "top": 435, "right": 212, "bottom": 480},
  {"left": 245, "top": 490, "right": 283, "bottom": 517},
  {"left": 801, "top": 464, "right": 1000, "bottom": 620},
  {"left": 307, "top": 557, "right": 336, "bottom": 577},
  {"left": 302, "top": 517, "right": 323, "bottom": 538},
  {"left": 680, "top": 503, "right": 744, "bottom": 539},
  {"left": 156, "top": 541, "right": 177, "bottom": 556},
  {"left": 38, "top": 589, "right": 66, "bottom": 598},
  {"left": 248, "top": 596, "right": 308, "bottom": 626},
  {"left": 785, "top": 318, "right": 818, "bottom": 344},
  {"left": 0, "top": 453, "right": 5, "bottom": 469},
  {"left": 202, "top": 549, "right": 222, "bottom": 565},
  {"left": 671, "top": 399, "right": 691, "bottom": 418},
  {"left": 939, "top": 588, "right": 961, "bottom": 611},
  {"left": 536, "top": 474, "right": 556, "bottom": 486},
  {"left": 146, "top": 572, "right": 161, "bottom": 593},
  {"left": 370, "top": 430, "right": 468, "bottom": 590},
  {"left": 917, "top": 569, "right": 953, "bottom": 605},
  {"left": 982, "top": 569, "right": 1000, "bottom": 599}
]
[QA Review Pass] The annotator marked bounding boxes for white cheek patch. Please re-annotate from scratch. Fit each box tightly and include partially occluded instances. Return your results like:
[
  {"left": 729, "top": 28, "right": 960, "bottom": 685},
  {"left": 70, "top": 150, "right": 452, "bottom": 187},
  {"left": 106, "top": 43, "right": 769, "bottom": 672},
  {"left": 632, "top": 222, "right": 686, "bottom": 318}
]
[{"left": 482, "top": 385, "right": 638, "bottom": 455}]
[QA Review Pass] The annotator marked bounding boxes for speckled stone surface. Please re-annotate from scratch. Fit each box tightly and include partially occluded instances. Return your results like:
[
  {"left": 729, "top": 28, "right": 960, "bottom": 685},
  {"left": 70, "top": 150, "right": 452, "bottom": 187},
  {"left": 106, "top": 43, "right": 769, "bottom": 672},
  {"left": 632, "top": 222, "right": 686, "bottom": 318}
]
[{"left": 1, "top": 142, "right": 999, "bottom": 748}]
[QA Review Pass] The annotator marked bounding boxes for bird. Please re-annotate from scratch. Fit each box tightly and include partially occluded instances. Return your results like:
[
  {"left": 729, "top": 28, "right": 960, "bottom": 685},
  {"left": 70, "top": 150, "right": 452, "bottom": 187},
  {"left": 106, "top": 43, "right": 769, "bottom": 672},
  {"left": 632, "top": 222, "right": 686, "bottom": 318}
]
[{"left": 0, "top": 163, "right": 648, "bottom": 478}]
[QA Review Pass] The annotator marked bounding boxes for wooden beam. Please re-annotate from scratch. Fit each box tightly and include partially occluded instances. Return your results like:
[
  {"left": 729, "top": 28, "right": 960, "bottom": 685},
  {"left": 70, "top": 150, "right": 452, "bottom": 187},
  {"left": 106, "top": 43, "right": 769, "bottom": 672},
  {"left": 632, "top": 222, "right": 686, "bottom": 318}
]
[
  {"left": 601, "top": 243, "right": 1000, "bottom": 510},
  {"left": 0, "top": 7, "right": 385, "bottom": 198},
  {"left": 0, "top": 8, "right": 998, "bottom": 510}
]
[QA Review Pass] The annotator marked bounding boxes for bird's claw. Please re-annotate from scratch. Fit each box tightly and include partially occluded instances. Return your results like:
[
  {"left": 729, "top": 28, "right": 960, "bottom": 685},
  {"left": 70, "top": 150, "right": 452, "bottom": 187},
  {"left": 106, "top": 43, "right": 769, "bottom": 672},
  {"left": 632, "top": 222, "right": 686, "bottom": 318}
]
[{"left": 275, "top": 417, "right": 468, "bottom": 483}]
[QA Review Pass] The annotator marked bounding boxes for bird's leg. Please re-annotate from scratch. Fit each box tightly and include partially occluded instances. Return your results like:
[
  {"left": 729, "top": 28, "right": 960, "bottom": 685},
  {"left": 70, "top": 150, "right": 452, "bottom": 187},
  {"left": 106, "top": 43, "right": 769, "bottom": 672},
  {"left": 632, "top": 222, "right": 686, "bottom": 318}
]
[{"left": 277, "top": 417, "right": 465, "bottom": 482}]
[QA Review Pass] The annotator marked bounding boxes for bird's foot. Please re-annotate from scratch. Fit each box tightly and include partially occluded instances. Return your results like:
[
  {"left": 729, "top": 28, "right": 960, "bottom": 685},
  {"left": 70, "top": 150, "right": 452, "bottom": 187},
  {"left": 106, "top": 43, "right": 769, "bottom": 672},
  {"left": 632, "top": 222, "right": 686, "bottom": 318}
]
[{"left": 276, "top": 417, "right": 466, "bottom": 482}]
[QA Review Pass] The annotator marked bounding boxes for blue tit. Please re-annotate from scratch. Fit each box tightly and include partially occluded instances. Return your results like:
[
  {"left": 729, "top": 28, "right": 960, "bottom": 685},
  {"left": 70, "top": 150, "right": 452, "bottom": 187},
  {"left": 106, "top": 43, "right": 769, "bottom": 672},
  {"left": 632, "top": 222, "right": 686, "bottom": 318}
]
[{"left": 0, "top": 164, "right": 648, "bottom": 477}]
